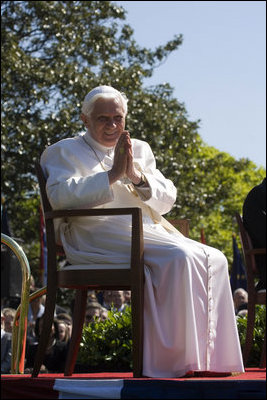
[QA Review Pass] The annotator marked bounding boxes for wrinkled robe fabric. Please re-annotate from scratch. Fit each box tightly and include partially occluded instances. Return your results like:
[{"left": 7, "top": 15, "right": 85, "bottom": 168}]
[{"left": 40, "top": 131, "right": 244, "bottom": 378}]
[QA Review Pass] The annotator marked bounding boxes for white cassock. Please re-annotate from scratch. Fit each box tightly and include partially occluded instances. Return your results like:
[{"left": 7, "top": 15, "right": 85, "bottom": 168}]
[{"left": 40, "top": 130, "right": 244, "bottom": 378}]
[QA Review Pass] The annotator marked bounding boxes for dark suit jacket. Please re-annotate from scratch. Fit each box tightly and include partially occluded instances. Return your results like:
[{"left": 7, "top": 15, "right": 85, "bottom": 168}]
[
  {"left": 243, "top": 177, "right": 266, "bottom": 287},
  {"left": 1, "top": 330, "right": 12, "bottom": 373}
]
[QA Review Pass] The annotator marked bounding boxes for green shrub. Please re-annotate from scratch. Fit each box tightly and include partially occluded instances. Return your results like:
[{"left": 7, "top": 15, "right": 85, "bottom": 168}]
[
  {"left": 77, "top": 304, "right": 266, "bottom": 371},
  {"left": 236, "top": 305, "right": 266, "bottom": 367},
  {"left": 77, "top": 306, "right": 132, "bottom": 372}
]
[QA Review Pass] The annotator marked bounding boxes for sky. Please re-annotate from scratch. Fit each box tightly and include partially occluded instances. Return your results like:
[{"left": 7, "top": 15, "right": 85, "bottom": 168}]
[{"left": 115, "top": 1, "right": 266, "bottom": 168}]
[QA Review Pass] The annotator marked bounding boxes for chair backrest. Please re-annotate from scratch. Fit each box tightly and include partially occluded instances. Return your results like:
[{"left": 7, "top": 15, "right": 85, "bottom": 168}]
[
  {"left": 35, "top": 162, "right": 64, "bottom": 256},
  {"left": 35, "top": 162, "right": 53, "bottom": 213},
  {"left": 168, "top": 219, "right": 190, "bottom": 237},
  {"left": 33, "top": 163, "right": 145, "bottom": 377},
  {"left": 235, "top": 212, "right": 260, "bottom": 278}
]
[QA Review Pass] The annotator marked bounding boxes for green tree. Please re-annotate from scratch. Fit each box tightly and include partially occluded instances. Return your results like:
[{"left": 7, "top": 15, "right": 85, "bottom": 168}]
[
  {"left": 1, "top": 0, "right": 183, "bottom": 279},
  {"left": 126, "top": 87, "right": 265, "bottom": 264},
  {"left": 1, "top": 1, "right": 265, "bottom": 283},
  {"left": 1, "top": 1, "right": 183, "bottom": 202}
]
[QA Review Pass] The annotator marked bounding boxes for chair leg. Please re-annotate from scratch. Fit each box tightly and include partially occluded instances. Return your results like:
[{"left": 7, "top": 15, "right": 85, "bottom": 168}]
[
  {"left": 64, "top": 289, "right": 87, "bottom": 376},
  {"left": 260, "top": 331, "right": 266, "bottom": 368},
  {"left": 32, "top": 286, "right": 57, "bottom": 377},
  {"left": 131, "top": 284, "right": 144, "bottom": 378},
  {"left": 243, "top": 301, "right": 256, "bottom": 366}
]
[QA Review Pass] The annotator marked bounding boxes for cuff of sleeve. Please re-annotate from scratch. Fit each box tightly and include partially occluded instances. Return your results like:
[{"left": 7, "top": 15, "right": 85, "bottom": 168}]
[
  {"left": 134, "top": 186, "right": 152, "bottom": 201},
  {"left": 133, "top": 172, "right": 147, "bottom": 187}
]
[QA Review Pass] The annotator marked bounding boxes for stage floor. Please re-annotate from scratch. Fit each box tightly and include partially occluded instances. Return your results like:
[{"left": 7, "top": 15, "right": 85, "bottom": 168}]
[{"left": 1, "top": 368, "right": 266, "bottom": 399}]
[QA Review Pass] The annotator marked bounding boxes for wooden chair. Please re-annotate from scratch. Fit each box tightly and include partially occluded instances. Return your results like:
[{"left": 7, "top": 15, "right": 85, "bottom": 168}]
[
  {"left": 235, "top": 212, "right": 266, "bottom": 368},
  {"left": 168, "top": 218, "right": 190, "bottom": 238},
  {"left": 32, "top": 162, "right": 190, "bottom": 378},
  {"left": 32, "top": 163, "right": 145, "bottom": 378}
]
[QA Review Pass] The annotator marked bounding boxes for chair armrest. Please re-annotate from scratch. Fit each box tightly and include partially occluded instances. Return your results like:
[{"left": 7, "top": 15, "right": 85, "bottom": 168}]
[
  {"left": 45, "top": 207, "right": 144, "bottom": 272},
  {"left": 45, "top": 207, "right": 142, "bottom": 220},
  {"left": 167, "top": 218, "right": 190, "bottom": 237},
  {"left": 245, "top": 248, "right": 266, "bottom": 255}
]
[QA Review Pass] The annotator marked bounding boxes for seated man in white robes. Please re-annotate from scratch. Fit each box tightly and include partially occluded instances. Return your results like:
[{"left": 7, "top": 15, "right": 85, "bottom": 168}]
[{"left": 40, "top": 85, "right": 244, "bottom": 378}]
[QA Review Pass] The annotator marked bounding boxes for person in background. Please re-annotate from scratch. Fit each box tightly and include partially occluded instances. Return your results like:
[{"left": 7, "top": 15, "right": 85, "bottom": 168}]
[
  {"left": 56, "top": 319, "right": 71, "bottom": 344},
  {"left": 57, "top": 313, "right": 73, "bottom": 338},
  {"left": 39, "top": 291, "right": 69, "bottom": 316},
  {"left": 123, "top": 290, "right": 131, "bottom": 306},
  {"left": 85, "top": 302, "right": 105, "bottom": 324},
  {"left": 111, "top": 290, "right": 127, "bottom": 312},
  {"left": 87, "top": 290, "right": 98, "bottom": 302},
  {"left": 2, "top": 307, "right": 16, "bottom": 334},
  {"left": 1, "top": 310, "right": 12, "bottom": 374},
  {"left": 242, "top": 177, "right": 266, "bottom": 291},
  {"left": 233, "top": 288, "right": 248, "bottom": 316},
  {"left": 100, "top": 307, "right": 108, "bottom": 321},
  {"left": 102, "top": 290, "right": 113, "bottom": 311},
  {"left": 25, "top": 315, "right": 68, "bottom": 373}
]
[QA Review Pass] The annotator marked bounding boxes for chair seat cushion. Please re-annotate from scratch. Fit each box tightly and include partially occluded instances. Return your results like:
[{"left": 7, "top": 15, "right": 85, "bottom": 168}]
[{"left": 61, "top": 263, "right": 131, "bottom": 270}]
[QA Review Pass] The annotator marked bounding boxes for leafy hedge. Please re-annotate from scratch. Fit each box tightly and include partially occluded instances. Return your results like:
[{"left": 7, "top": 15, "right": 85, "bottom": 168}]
[
  {"left": 76, "top": 304, "right": 266, "bottom": 371},
  {"left": 236, "top": 305, "right": 266, "bottom": 367},
  {"left": 76, "top": 306, "right": 132, "bottom": 372}
]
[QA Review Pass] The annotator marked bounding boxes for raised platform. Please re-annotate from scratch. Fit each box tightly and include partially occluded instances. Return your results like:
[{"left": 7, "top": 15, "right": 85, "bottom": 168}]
[{"left": 1, "top": 368, "right": 266, "bottom": 399}]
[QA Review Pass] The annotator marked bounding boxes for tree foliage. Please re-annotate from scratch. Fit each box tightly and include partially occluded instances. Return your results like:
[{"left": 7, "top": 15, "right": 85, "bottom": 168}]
[{"left": 1, "top": 1, "right": 265, "bottom": 282}]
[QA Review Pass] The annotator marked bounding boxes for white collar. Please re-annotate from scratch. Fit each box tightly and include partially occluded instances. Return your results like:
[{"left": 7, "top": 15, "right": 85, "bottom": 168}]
[{"left": 83, "top": 130, "right": 114, "bottom": 155}]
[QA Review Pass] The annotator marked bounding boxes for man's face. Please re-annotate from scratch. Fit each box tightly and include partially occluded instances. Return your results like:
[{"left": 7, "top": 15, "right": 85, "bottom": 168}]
[
  {"left": 112, "top": 290, "right": 124, "bottom": 308},
  {"left": 85, "top": 308, "right": 101, "bottom": 324},
  {"left": 4, "top": 315, "right": 14, "bottom": 333},
  {"left": 86, "top": 98, "right": 126, "bottom": 147},
  {"left": 234, "top": 290, "right": 248, "bottom": 308}
]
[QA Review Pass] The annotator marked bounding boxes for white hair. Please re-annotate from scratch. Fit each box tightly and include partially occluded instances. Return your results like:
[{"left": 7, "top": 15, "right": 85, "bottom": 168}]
[{"left": 81, "top": 86, "right": 128, "bottom": 118}]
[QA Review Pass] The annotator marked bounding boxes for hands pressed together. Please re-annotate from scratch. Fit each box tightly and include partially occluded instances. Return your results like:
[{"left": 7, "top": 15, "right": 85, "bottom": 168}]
[{"left": 108, "top": 131, "right": 142, "bottom": 185}]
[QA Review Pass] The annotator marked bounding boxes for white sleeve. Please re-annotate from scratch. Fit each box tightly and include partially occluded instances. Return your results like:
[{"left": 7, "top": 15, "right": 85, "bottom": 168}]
[
  {"left": 133, "top": 140, "right": 177, "bottom": 216},
  {"left": 40, "top": 142, "right": 114, "bottom": 210}
]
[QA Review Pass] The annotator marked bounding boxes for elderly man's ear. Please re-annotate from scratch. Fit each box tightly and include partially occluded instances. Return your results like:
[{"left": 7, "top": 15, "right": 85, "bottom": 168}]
[{"left": 80, "top": 113, "right": 88, "bottom": 126}]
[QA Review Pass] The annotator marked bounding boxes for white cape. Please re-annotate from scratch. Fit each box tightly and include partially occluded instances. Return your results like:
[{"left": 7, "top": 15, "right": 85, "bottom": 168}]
[{"left": 40, "top": 131, "right": 244, "bottom": 378}]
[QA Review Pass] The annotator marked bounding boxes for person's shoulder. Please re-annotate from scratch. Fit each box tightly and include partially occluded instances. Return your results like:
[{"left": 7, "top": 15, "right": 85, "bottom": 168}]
[
  {"left": 131, "top": 138, "right": 152, "bottom": 150},
  {"left": 41, "top": 133, "right": 85, "bottom": 161},
  {"left": 131, "top": 137, "right": 148, "bottom": 145},
  {"left": 244, "top": 179, "right": 265, "bottom": 203},
  {"left": 45, "top": 133, "right": 85, "bottom": 151}
]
